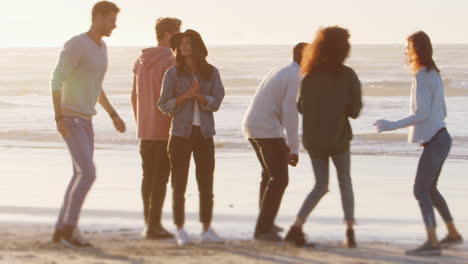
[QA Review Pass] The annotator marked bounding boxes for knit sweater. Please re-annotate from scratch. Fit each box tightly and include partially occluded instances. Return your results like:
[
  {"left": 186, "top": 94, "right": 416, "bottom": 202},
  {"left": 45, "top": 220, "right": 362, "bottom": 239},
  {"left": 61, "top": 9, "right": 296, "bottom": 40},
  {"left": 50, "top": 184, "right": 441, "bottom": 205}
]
[
  {"left": 242, "top": 62, "right": 301, "bottom": 154},
  {"left": 387, "top": 68, "right": 447, "bottom": 144},
  {"left": 50, "top": 33, "right": 107, "bottom": 119}
]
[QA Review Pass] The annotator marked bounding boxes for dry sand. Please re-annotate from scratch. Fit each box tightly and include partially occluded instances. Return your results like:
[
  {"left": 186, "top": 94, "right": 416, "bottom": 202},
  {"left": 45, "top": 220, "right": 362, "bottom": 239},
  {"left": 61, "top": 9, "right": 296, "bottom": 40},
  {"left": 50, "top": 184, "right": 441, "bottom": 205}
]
[{"left": 1, "top": 224, "right": 467, "bottom": 264}]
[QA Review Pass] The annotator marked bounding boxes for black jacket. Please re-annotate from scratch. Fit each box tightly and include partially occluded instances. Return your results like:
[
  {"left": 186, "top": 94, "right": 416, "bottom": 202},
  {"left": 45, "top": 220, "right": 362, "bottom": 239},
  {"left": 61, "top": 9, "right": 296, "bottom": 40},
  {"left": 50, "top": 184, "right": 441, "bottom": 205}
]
[{"left": 297, "top": 66, "right": 362, "bottom": 158}]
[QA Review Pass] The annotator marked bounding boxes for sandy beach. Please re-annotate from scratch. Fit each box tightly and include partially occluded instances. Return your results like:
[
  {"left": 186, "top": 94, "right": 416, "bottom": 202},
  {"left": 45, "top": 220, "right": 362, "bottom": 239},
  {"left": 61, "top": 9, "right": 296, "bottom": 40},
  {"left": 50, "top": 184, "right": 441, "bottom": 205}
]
[
  {"left": 1, "top": 145, "right": 467, "bottom": 263},
  {"left": 1, "top": 223, "right": 467, "bottom": 264}
]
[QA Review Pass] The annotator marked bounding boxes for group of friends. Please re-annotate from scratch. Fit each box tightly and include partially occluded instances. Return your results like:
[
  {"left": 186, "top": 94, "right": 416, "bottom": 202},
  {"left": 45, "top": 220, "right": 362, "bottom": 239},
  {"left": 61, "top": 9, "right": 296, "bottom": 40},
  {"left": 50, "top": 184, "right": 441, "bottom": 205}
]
[{"left": 49, "top": 1, "right": 463, "bottom": 256}]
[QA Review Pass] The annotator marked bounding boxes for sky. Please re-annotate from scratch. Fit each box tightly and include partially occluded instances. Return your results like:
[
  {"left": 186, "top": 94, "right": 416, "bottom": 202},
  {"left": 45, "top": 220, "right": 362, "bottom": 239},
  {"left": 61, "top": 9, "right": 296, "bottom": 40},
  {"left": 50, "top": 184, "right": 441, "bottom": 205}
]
[{"left": 1, "top": 0, "right": 467, "bottom": 47}]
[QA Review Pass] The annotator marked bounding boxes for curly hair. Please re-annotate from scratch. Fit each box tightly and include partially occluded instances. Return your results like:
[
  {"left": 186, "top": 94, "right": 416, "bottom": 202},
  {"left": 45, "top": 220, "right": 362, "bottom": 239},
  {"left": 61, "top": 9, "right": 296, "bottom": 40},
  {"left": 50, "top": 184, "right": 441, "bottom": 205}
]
[
  {"left": 301, "top": 26, "right": 350, "bottom": 76},
  {"left": 407, "top": 31, "right": 440, "bottom": 73}
]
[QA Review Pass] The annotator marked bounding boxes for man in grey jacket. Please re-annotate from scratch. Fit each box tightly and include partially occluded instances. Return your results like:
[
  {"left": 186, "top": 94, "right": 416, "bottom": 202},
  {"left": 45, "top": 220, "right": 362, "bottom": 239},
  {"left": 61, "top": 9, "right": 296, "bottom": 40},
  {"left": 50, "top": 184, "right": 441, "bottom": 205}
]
[{"left": 243, "top": 42, "right": 307, "bottom": 241}]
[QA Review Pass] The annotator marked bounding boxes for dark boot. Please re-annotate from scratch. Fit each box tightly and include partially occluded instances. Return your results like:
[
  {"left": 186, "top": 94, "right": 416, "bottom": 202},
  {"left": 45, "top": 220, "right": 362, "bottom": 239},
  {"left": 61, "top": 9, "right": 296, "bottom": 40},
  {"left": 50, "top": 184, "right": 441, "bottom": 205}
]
[
  {"left": 145, "top": 226, "right": 175, "bottom": 240},
  {"left": 52, "top": 228, "right": 62, "bottom": 243},
  {"left": 255, "top": 231, "right": 282, "bottom": 242},
  {"left": 345, "top": 229, "right": 357, "bottom": 248},
  {"left": 284, "top": 226, "right": 307, "bottom": 247}
]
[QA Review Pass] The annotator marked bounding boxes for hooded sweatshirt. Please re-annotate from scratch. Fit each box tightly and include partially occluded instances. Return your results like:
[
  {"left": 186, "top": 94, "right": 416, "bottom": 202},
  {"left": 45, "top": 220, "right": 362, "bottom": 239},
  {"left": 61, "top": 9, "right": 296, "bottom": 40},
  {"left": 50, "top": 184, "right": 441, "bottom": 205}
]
[{"left": 132, "top": 46, "right": 174, "bottom": 140}]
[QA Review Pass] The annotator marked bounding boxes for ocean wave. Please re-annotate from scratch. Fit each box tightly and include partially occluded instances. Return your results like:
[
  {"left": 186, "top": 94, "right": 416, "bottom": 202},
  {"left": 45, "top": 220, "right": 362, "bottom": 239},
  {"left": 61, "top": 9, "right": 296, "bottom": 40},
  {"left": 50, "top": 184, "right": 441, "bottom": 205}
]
[
  {"left": 445, "top": 79, "right": 468, "bottom": 89},
  {"left": 355, "top": 133, "right": 468, "bottom": 142},
  {"left": 2, "top": 130, "right": 468, "bottom": 160},
  {"left": 3, "top": 130, "right": 468, "bottom": 143},
  {"left": 360, "top": 78, "right": 468, "bottom": 90},
  {"left": 223, "top": 77, "right": 260, "bottom": 87},
  {"left": 0, "top": 88, "right": 49, "bottom": 96},
  {"left": 1, "top": 74, "right": 467, "bottom": 98},
  {"left": 0, "top": 101, "right": 16, "bottom": 108},
  {"left": 225, "top": 87, "right": 255, "bottom": 95}
]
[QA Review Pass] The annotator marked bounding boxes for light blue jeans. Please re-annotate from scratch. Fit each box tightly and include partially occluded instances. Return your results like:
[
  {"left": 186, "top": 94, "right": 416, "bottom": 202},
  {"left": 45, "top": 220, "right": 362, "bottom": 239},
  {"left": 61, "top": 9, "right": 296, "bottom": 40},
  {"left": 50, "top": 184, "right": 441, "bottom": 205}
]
[
  {"left": 55, "top": 116, "right": 96, "bottom": 229},
  {"left": 297, "top": 151, "right": 354, "bottom": 222},
  {"left": 414, "top": 128, "right": 454, "bottom": 228}
]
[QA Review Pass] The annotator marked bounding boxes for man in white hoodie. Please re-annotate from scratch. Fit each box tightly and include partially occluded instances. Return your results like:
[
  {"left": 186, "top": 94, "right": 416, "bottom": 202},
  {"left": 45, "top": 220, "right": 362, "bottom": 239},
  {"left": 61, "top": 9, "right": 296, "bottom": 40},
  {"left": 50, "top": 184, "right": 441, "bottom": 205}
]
[
  {"left": 243, "top": 42, "right": 307, "bottom": 241},
  {"left": 132, "top": 17, "right": 181, "bottom": 240}
]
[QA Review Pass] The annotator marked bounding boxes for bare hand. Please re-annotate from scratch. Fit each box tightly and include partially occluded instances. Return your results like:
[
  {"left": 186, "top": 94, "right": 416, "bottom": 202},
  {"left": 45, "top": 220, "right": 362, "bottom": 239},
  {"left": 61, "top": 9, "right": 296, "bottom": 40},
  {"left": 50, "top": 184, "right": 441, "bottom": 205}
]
[
  {"left": 191, "top": 79, "right": 201, "bottom": 97},
  {"left": 288, "top": 153, "right": 299, "bottom": 167},
  {"left": 56, "top": 119, "right": 68, "bottom": 138},
  {"left": 373, "top": 119, "right": 395, "bottom": 133},
  {"left": 285, "top": 145, "right": 298, "bottom": 167},
  {"left": 184, "top": 80, "right": 200, "bottom": 99},
  {"left": 112, "top": 115, "right": 126, "bottom": 133}
]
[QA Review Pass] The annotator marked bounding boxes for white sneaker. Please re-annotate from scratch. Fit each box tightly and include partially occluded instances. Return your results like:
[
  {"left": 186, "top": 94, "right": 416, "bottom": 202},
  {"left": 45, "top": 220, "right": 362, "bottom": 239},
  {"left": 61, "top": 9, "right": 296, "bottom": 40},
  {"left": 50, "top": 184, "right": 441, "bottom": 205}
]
[
  {"left": 176, "top": 229, "right": 192, "bottom": 246},
  {"left": 72, "top": 227, "right": 92, "bottom": 247},
  {"left": 201, "top": 228, "right": 224, "bottom": 243}
]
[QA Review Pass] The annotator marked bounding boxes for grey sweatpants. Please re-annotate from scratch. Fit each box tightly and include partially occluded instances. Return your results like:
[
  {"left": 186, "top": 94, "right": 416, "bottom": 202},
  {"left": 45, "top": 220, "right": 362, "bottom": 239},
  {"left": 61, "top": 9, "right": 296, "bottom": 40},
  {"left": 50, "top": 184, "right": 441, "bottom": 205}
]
[{"left": 55, "top": 116, "right": 96, "bottom": 229}]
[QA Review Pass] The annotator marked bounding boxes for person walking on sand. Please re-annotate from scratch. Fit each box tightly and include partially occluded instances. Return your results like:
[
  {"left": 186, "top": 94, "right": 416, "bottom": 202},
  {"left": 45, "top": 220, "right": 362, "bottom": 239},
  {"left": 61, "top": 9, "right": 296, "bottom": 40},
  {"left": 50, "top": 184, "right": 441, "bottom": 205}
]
[
  {"left": 50, "top": 1, "right": 126, "bottom": 248},
  {"left": 374, "top": 31, "right": 463, "bottom": 256},
  {"left": 131, "top": 17, "right": 181, "bottom": 240},
  {"left": 158, "top": 29, "right": 225, "bottom": 246},
  {"left": 242, "top": 43, "right": 307, "bottom": 241},
  {"left": 284, "top": 27, "right": 362, "bottom": 248}
]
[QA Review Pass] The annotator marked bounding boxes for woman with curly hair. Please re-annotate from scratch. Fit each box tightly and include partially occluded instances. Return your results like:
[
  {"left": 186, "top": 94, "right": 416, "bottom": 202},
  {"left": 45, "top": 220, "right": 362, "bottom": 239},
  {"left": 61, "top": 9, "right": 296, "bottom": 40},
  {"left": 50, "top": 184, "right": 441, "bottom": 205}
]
[
  {"left": 375, "top": 31, "right": 463, "bottom": 256},
  {"left": 284, "top": 26, "right": 362, "bottom": 248}
]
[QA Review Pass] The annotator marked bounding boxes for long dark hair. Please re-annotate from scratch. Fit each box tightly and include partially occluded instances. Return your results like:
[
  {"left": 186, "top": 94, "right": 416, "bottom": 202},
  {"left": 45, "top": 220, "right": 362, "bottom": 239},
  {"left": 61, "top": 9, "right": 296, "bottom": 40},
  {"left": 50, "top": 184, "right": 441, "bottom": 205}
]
[
  {"left": 175, "top": 37, "right": 213, "bottom": 80},
  {"left": 301, "top": 26, "right": 350, "bottom": 76},
  {"left": 407, "top": 31, "right": 440, "bottom": 74}
]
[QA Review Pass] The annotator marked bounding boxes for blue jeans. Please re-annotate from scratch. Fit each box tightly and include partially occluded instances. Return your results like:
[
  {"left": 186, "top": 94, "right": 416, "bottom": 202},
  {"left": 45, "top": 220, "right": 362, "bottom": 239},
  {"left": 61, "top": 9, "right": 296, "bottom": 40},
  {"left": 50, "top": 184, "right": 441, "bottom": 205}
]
[
  {"left": 55, "top": 116, "right": 96, "bottom": 229},
  {"left": 414, "top": 128, "right": 454, "bottom": 228},
  {"left": 297, "top": 151, "right": 354, "bottom": 222}
]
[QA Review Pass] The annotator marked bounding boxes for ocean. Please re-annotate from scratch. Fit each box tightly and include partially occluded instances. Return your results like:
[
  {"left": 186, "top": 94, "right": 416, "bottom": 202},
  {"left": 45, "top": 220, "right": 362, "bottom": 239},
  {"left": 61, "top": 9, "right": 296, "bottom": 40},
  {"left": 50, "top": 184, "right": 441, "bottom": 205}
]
[{"left": 1, "top": 45, "right": 467, "bottom": 158}]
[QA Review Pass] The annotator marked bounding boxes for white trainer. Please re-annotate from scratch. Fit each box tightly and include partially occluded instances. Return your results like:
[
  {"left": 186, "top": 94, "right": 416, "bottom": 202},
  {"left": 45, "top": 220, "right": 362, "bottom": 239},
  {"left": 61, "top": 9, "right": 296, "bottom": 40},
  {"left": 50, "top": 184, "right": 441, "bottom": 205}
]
[
  {"left": 176, "top": 229, "right": 192, "bottom": 246},
  {"left": 73, "top": 227, "right": 92, "bottom": 247},
  {"left": 201, "top": 228, "right": 224, "bottom": 243}
]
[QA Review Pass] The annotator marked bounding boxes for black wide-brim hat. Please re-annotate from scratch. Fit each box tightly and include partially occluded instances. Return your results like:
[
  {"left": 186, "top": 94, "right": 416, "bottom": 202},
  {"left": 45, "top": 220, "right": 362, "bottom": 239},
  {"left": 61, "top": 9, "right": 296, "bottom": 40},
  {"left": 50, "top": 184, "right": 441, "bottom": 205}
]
[{"left": 171, "top": 29, "right": 208, "bottom": 58}]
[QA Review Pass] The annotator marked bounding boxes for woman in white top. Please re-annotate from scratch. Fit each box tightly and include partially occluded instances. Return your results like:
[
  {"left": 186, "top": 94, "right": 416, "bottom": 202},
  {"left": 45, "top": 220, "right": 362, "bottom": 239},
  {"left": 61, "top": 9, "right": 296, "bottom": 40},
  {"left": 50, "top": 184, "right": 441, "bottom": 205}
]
[{"left": 375, "top": 31, "right": 463, "bottom": 256}]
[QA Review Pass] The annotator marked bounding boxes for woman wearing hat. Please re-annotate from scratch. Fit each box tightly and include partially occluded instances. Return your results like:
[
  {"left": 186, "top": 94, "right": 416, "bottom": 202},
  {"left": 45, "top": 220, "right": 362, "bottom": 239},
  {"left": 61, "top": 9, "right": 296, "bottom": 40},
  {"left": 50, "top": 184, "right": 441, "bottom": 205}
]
[{"left": 158, "top": 29, "right": 225, "bottom": 245}]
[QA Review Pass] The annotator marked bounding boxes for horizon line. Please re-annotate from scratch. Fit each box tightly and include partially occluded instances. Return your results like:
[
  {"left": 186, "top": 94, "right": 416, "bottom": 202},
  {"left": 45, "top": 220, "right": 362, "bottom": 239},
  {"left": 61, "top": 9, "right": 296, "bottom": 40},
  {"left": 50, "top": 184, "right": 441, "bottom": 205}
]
[{"left": 1, "top": 42, "right": 468, "bottom": 49}]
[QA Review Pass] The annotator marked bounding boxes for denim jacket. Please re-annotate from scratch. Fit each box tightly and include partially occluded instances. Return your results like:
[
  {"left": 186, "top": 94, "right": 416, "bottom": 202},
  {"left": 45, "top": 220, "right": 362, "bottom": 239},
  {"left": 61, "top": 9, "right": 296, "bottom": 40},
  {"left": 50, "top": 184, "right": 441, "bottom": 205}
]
[{"left": 158, "top": 66, "right": 225, "bottom": 139}]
